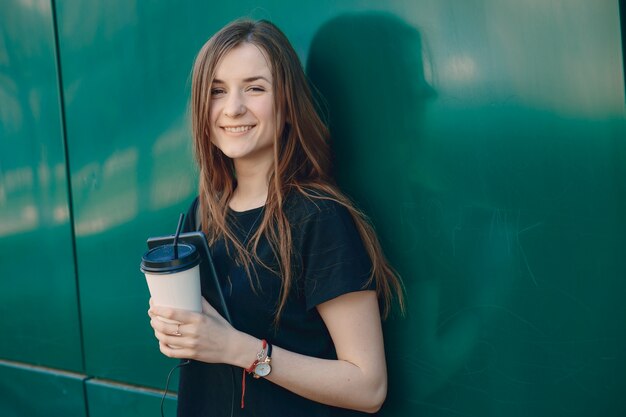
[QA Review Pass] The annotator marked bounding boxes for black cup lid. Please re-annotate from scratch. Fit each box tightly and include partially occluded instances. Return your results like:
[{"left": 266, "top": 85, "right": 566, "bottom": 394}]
[{"left": 141, "top": 243, "right": 200, "bottom": 273}]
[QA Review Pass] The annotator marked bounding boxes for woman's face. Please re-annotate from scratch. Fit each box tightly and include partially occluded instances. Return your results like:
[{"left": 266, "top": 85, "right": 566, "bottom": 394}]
[{"left": 209, "top": 42, "right": 276, "bottom": 167}]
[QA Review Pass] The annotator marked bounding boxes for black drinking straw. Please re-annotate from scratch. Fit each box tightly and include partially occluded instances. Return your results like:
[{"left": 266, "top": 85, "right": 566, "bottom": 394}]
[{"left": 172, "top": 213, "right": 185, "bottom": 259}]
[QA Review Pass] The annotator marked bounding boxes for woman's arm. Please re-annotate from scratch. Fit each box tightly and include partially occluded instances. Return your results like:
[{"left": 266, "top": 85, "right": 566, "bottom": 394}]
[{"left": 149, "top": 290, "right": 387, "bottom": 413}]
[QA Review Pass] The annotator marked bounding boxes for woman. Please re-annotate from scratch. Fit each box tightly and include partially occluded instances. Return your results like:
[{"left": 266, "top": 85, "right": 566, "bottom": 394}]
[{"left": 148, "top": 18, "right": 404, "bottom": 416}]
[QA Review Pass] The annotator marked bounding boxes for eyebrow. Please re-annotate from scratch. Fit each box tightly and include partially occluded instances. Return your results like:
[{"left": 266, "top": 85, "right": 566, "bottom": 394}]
[{"left": 213, "top": 76, "right": 271, "bottom": 84}]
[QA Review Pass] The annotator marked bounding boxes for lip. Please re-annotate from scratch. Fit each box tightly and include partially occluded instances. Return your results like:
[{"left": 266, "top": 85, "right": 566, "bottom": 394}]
[{"left": 220, "top": 124, "right": 256, "bottom": 135}]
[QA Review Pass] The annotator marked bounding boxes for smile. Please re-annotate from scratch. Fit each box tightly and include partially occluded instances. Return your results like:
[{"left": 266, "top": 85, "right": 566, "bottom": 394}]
[{"left": 222, "top": 125, "right": 255, "bottom": 133}]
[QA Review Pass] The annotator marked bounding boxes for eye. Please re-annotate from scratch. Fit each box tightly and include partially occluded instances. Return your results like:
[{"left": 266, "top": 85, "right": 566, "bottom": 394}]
[
  {"left": 246, "top": 86, "right": 266, "bottom": 93},
  {"left": 210, "top": 88, "right": 225, "bottom": 97}
]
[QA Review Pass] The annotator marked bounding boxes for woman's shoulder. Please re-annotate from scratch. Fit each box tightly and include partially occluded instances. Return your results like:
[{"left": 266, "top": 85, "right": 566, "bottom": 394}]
[{"left": 285, "top": 186, "right": 349, "bottom": 223}]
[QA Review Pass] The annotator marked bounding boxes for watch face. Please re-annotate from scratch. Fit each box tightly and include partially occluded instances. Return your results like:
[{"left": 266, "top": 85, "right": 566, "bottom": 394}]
[{"left": 254, "top": 362, "right": 271, "bottom": 377}]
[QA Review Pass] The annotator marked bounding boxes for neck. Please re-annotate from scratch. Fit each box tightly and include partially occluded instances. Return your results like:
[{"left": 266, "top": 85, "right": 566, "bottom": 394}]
[{"left": 230, "top": 157, "right": 273, "bottom": 211}]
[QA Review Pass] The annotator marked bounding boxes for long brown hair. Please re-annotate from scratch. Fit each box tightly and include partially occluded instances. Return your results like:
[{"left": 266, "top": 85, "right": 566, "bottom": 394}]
[{"left": 191, "top": 19, "right": 404, "bottom": 323}]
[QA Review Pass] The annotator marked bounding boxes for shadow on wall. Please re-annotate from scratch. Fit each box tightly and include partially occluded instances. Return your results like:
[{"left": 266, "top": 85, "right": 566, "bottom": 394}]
[{"left": 307, "top": 12, "right": 518, "bottom": 411}]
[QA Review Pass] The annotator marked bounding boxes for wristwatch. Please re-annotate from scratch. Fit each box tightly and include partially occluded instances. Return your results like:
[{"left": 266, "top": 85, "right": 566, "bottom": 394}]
[{"left": 253, "top": 342, "right": 272, "bottom": 378}]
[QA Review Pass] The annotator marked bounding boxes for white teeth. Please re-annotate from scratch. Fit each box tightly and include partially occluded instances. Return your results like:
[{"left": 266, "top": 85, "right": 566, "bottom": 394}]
[{"left": 224, "top": 125, "right": 253, "bottom": 133}]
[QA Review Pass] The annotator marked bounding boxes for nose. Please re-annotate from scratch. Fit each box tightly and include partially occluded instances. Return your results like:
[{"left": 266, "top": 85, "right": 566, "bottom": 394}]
[{"left": 224, "top": 92, "right": 246, "bottom": 118}]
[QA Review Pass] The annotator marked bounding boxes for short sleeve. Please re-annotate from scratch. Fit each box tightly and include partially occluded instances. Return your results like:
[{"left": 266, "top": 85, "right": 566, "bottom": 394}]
[{"left": 299, "top": 200, "right": 374, "bottom": 310}]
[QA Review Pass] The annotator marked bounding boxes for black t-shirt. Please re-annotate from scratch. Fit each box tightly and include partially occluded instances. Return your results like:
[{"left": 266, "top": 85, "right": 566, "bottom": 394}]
[{"left": 177, "top": 191, "right": 376, "bottom": 417}]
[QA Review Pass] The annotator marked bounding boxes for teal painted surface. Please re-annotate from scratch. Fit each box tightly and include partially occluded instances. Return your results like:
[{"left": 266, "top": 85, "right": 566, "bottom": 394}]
[
  {"left": 86, "top": 379, "right": 176, "bottom": 417},
  {"left": 0, "top": 0, "right": 83, "bottom": 371},
  {"left": 1, "top": 0, "right": 625, "bottom": 416},
  {"left": 307, "top": 2, "right": 626, "bottom": 416},
  {"left": 54, "top": 0, "right": 203, "bottom": 387},
  {"left": 0, "top": 361, "right": 87, "bottom": 417}
]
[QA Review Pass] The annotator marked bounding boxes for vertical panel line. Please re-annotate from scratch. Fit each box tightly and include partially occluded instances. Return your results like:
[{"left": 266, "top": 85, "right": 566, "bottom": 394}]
[
  {"left": 50, "top": 0, "right": 87, "bottom": 376},
  {"left": 82, "top": 375, "right": 92, "bottom": 417}
]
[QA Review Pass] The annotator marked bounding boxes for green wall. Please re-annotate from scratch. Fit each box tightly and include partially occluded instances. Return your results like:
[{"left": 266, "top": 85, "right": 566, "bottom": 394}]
[
  {"left": 1, "top": 0, "right": 625, "bottom": 416},
  {"left": 0, "top": 0, "right": 83, "bottom": 371}
]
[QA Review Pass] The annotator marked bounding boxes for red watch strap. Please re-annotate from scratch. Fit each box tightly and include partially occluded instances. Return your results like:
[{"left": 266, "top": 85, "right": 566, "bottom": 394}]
[{"left": 241, "top": 339, "right": 268, "bottom": 409}]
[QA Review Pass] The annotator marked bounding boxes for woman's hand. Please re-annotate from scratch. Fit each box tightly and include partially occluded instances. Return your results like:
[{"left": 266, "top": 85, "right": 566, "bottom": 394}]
[
  {"left": 148, "top": 292, "right": 388, "bottom": 413},
  {"left": 148, "top": 297, "right": 237, "bottom": 364}
]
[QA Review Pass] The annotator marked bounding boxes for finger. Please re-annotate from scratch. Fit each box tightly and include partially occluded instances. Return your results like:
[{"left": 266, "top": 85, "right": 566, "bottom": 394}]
[
  {"left": 155, "top": 330, "right": 188, "bottom": 347},
  {"left": 154, "top": 325, "right": 192, "bottom": 346},
  {"left": 159, "top": 341, "right": 182, "bottom": 358},
  {"left": 152, "top": 319, "right": 184, "bottom": 337},
  {"left": 149, "top": 305, "right": 192, "bottom": 323},
  {"left": 159, "top": 340, "right": 193, "bottom": 358},
  {"left": 150, "top": 318, "right": 182, "bottom": 336},
  {"left": 153, "top": 329, "right": 168, "bottom": 342},
  {"left": 147, "top": 298, "right": 155, "bottom": 318}
]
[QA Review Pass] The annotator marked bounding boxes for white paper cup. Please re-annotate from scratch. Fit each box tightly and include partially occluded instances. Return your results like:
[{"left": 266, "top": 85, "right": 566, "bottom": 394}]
[
  {"left": 144, "top": 264, "right": 202, "bottom": 314},
  {"left": 141, "top": 243, "right": 201, "bottom": 348}
]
